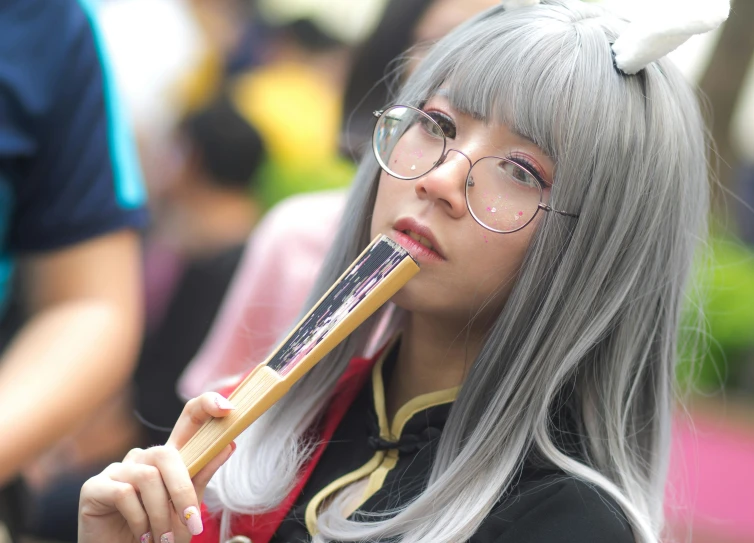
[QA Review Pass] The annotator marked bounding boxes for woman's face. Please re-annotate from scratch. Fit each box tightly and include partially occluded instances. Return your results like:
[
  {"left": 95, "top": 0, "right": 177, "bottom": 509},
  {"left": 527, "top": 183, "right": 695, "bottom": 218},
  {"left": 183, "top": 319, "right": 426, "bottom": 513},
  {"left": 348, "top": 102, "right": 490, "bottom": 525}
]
[{"left": 370, "top": 93, "right": 555, "bottom": 327}]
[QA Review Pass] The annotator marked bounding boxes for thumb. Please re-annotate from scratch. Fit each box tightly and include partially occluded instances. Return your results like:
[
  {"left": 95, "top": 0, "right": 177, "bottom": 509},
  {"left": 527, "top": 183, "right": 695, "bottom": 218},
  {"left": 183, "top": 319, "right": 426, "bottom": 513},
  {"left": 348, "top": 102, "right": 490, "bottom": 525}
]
[{"left": 192, "top": 441, "right": 235, "bottom": 501}]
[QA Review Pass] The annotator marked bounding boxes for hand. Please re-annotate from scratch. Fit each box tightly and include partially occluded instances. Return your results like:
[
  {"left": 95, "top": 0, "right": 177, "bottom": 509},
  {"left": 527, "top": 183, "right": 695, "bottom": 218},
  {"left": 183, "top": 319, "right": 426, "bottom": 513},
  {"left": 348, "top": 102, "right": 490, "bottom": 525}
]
[{"left": 78, "top": 392, "right": 236, "bottom": 543}]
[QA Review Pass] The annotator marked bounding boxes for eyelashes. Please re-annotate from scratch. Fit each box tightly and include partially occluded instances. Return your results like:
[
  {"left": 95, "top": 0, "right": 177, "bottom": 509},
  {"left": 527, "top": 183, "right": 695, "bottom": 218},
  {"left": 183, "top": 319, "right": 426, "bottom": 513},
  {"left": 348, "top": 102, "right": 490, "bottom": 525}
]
[
  {"left": 506, "top": 151, "right": 549, "bottom": 185},
  {"left": 424, "top": 109, "right": 457, "bottom": 139}
]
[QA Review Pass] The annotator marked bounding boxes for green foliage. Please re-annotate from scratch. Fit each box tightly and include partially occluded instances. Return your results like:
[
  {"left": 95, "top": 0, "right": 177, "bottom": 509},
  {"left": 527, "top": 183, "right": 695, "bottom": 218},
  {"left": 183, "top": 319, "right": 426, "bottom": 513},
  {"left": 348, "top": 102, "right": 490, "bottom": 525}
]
[
  {"left": 679, "top": 236, "right": 754, "bottom": 393},
  {"left": 253, "top": 156, "right": 356, "bottom": 210}
]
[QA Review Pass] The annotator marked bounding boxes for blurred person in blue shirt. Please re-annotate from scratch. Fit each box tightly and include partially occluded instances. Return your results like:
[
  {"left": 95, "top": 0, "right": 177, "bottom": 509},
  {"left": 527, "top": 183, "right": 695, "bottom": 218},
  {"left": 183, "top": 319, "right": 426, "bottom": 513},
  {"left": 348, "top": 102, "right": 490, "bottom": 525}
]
[
  {"left": 0, "top": 0, "right": 148, "bottom": 533},
  {"left": 19, "top": 87, "right": 267, "bottom": 543}
]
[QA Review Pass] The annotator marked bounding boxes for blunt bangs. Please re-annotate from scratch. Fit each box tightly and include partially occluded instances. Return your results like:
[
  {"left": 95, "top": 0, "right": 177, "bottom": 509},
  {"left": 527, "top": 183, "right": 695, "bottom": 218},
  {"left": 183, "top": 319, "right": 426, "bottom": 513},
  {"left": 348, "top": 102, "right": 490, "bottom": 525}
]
[{"left": 398, "top": 2, "right": 651, "bottom": 203}]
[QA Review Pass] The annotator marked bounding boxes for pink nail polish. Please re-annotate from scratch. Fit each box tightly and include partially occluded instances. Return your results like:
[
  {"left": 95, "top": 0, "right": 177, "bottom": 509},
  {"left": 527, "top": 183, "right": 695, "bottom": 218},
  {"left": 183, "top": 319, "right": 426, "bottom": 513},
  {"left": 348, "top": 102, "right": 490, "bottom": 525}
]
[
  {"left": 140, "top": 533, "right": 152, "bottom": 543},
  {"left": 214, "top": 395, "right": 235, "bottom": 410},
  {"left": 160, "top": 532, "right": 175, "bottom": 543},
  {"left": 183, "top": 506, "right": 203, "bottom": 535}
]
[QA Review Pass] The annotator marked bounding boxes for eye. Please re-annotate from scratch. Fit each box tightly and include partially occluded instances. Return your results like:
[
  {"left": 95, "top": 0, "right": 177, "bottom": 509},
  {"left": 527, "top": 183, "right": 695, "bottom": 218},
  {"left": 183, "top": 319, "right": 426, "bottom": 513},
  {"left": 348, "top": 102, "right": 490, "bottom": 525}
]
[
  {"left": 507, "top": 152, "right": 549, "bottom": 186},
  {"left": 500, "top": 161, "right": 539, "bottom": 188},
  {"left": 418, "top": 114, "right": 444, "bottom": 140},
  {"left": 425, "top": 110, "right": 457, "bottom": 139}
]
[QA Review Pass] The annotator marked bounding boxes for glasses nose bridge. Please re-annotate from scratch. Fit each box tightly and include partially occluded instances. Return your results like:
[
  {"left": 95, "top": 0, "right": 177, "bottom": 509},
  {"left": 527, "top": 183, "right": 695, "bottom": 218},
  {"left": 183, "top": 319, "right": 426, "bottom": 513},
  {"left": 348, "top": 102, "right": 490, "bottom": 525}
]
[{"left": 435, "top": 148, "right": 473, "bottom": 178}]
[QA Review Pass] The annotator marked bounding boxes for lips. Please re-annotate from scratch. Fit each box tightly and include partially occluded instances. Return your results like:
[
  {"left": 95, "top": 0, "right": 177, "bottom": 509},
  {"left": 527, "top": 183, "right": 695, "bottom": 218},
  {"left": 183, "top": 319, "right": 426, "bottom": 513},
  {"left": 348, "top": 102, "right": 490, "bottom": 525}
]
[
  {"left": 405, "top": 230, "right": 434, "bottom": 250},
  {"left": 392, "top": 218, "right": 445, "bottom": 261}
]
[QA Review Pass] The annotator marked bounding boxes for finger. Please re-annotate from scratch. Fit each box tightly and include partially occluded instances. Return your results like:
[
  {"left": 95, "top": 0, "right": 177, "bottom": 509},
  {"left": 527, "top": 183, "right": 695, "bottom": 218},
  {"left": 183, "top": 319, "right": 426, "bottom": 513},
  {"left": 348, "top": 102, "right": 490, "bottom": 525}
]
[
  {"left": 131, "top": 464, "right": 173, "bottom": 541},
  {"left": 80, "top": 473, "right": 150, "bottom": 539},
  {"left": 140, "top": 446, "right": 205, "bottom": 536},
  {"left": 122, "top": 447, "right": 146, "bottom": 465},
  {"left": 192, "top": 441, "right": 236, "bottom": 502},
  {"left": 106, "top": 463, "right": 172, "bottom": 539},
  {"left": 167, "top": 393, "right": 235, "bottom": 449}
]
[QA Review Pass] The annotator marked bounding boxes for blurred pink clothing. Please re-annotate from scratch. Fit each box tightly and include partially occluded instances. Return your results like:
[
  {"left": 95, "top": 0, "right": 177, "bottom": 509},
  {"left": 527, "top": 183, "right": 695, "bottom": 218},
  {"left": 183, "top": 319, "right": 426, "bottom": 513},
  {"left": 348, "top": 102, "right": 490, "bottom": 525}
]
[{"left": 177, "top": 190, "right": 345, "bottom": 397}]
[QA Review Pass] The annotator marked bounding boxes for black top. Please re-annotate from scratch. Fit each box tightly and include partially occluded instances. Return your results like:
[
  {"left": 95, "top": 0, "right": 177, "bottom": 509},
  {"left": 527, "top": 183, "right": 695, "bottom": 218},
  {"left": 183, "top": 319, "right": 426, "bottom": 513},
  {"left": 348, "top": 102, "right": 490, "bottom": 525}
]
[{"left": 272, "top": 347, "right": 636, "bottom": 542}]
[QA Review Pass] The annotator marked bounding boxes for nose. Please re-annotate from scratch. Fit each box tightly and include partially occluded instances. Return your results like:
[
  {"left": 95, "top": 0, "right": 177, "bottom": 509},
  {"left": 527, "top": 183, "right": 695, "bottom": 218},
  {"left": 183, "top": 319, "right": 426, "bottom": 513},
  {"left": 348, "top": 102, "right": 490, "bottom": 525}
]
[{"left": 414, "top": 149, "right": 471, "bottom": 218}]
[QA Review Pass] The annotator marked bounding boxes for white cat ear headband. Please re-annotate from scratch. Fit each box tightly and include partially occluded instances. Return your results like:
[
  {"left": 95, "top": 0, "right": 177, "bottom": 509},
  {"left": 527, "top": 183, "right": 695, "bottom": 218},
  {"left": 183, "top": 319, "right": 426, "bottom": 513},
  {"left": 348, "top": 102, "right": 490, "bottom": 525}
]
[{"left": 499, "top": 0, "right": 731, "bottom": 75}]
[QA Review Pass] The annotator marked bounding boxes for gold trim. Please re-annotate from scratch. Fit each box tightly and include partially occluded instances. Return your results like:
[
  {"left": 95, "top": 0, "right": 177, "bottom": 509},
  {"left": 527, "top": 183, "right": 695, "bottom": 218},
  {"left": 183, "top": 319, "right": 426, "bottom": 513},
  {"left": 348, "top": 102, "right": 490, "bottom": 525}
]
[
  {"left": 304, "top": 342, "right": 396, "bottom": 536},
  {"left": 357, "top": 384, "right": 458, "bottom": 507},
  {"left": 305, "top": 337, "right": 459, "bottom": 534},
  {"left": 304, "top": 450, "right": 385, "bottom": 536},
  {"left": 390, "top": 386, "right": 459, "bottom": 437},
  {"left": 371, "top": 339, "right": 393, "bottom": 440},
  {"left": 356, "top": 449, "right": 399, "bottom": 508}
]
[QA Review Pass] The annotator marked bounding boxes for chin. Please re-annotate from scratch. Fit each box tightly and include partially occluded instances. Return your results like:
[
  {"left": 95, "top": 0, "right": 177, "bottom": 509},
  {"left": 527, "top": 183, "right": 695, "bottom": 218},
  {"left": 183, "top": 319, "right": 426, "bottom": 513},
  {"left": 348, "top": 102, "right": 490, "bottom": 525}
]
[
  {"left": 389, "top": 285, "right": 461, "bottom": 321},
  {"left": 389, "top": 286, "right": 420, "bottom": 312}
]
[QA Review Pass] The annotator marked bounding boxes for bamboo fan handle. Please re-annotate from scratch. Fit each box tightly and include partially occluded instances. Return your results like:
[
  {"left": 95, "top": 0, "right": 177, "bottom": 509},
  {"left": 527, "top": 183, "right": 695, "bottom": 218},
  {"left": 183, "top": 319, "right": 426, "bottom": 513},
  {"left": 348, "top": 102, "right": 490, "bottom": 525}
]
[
  {"left": 178, "top": 235, "right": 419, "bottom": 477},
  {"left": 180, "top": 365, "right": 286, "bottom": 477}
]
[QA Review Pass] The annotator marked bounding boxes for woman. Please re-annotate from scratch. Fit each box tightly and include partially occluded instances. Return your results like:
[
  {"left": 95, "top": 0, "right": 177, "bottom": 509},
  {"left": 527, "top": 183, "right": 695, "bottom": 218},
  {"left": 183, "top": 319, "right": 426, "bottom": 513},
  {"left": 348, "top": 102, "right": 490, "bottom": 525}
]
[{"left": 79, "top": 1, "right": 716, "bottom": 542}]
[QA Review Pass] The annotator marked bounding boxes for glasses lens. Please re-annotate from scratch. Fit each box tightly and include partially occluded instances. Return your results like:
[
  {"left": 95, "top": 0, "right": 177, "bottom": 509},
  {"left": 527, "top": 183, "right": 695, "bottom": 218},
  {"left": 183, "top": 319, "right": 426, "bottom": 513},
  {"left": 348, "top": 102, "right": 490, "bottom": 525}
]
[
  {"left": 466, "top": 157, "right": 542, "bottom": 233},
  {"left": 373, "top": 106, "right": 445, "bottom": 179}
]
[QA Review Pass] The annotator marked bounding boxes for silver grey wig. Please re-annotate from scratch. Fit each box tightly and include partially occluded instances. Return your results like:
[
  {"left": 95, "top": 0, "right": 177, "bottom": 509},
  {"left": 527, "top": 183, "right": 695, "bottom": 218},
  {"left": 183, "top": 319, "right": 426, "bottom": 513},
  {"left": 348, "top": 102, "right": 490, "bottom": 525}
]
[{"left": 205, "top": 1, "right": 709, "bottom": 542}]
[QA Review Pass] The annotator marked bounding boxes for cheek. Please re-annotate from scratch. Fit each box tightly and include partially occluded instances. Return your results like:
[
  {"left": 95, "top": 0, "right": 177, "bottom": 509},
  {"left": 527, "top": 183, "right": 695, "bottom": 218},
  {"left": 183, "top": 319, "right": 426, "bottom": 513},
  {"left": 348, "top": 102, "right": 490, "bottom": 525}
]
[
  {"left": 370, "top": 174, "right": 390, "bottom": 238},
  {"left": 467, "top": 232, "right": 534, "bottom": 319},
  {"left": 468, "top": 215, "right": 540, "bottom": 299},
  {"left": 475, "top": 213, "right": 540, "bottom": 255},
  {"left": 371, "top": 173, "right": 403, "bottom": 235}
]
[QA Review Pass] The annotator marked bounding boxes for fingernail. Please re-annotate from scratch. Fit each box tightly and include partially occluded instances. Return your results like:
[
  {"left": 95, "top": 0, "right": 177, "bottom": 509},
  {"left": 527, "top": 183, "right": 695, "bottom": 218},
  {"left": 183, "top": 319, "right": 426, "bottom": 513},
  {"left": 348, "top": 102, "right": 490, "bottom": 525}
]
[
  {"left": 183, "top": 506, "right": 203, "bottom": 535},
  {"left": 140, "top": 533, "right": 152, "bottom": 543},
  {"left": 160, "top": 533, "right": 175, "bottom": 543},
  {"left": 214, "top": 395, "right": 235, "bottom": 410},
  {"left": 229, "top": 441, "right": 237, "bottom": 456}
]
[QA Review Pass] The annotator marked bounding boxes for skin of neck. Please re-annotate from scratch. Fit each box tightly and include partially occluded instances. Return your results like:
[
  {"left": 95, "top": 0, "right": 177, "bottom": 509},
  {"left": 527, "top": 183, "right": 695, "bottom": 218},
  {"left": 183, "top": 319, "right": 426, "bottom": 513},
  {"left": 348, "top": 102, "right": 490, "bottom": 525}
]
[{"left": 385, "top": 310, "right": 491, "bottom": 423}]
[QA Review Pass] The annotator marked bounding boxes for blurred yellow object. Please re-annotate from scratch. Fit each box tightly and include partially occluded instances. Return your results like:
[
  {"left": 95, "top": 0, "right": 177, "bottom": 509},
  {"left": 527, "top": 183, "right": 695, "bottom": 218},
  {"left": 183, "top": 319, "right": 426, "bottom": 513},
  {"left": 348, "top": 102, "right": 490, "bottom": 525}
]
[
  {"left": 232, "top": 62, "right": 341, "bottom": 164},
  {"left": 231, "top": 62, "right": 355, "bottom": 207}
]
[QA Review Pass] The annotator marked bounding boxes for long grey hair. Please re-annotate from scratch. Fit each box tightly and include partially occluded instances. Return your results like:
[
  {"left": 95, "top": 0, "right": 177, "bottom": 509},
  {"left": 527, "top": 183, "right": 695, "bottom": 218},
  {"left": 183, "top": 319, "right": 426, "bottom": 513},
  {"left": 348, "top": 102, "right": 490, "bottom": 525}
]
[{"left": 204, "top": 1, "right": 709, "bottom": 542}]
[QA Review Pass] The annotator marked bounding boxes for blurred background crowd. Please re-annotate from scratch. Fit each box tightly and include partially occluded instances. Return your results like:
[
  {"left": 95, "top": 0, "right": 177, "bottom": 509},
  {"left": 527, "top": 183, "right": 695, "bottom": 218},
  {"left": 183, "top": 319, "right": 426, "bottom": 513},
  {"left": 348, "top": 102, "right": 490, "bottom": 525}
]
[{"left": 0, "top": 0, "right": 753, "bottom": 541}]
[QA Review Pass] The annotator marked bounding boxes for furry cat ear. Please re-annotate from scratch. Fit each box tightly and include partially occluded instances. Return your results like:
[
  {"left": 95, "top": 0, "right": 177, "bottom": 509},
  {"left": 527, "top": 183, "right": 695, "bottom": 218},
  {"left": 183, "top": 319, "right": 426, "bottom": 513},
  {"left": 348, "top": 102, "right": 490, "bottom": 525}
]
[{"left": 612, "top": 0, "right": 730, "bottom": 75}]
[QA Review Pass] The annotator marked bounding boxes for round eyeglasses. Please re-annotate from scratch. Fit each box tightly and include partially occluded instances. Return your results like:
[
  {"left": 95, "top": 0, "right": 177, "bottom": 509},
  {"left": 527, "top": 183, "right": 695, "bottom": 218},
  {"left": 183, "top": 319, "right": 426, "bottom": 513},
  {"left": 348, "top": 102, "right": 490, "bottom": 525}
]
[{"left": 372, "top": 105, "right": 579, "bottom": 234}]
